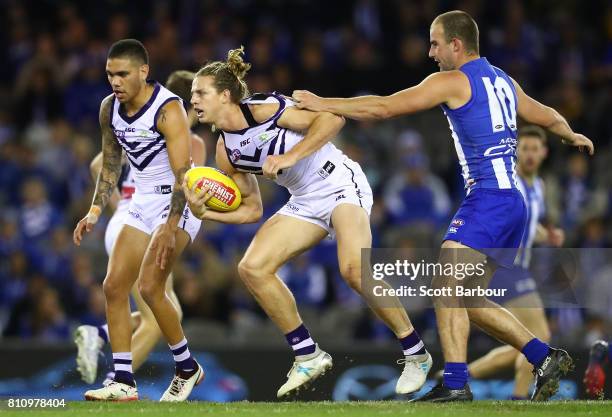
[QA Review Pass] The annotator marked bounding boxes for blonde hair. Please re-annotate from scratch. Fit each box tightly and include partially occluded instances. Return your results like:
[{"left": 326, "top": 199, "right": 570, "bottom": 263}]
[{"left": 196, "top": 46, "right": 251, "bottom": 103}]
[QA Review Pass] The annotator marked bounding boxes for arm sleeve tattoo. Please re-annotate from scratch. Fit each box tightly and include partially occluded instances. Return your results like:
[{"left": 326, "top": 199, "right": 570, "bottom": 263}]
[{"left": 92, "top": 96, "right": 123, "bottom": 210}]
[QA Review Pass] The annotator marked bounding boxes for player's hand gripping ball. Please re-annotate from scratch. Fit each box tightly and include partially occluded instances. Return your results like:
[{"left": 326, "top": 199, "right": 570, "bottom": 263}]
[{"left": 185, "top": 167, "right": 242, "bottom": 212}]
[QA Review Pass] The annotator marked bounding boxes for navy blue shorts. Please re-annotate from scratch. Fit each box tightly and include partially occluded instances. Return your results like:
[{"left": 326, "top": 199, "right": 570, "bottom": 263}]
[
  {"left": 443, "top": 188, "right": 527, "bottom": 268},
  {"left": 487, "top": 265, "right": 538, "bottom": 304}
]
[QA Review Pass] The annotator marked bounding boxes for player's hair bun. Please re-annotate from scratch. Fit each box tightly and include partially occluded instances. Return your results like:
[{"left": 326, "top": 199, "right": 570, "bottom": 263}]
[{"left": 226, "top": 46, "right": 251, "bottom": 81}]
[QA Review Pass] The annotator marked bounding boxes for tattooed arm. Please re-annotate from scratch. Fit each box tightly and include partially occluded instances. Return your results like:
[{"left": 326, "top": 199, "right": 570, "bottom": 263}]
[
  {"left": 149, "top": 99, "right": 192, "bottom": 269},
  {"left": 74, "top": 95, "right": 122, "bottom": 245}
]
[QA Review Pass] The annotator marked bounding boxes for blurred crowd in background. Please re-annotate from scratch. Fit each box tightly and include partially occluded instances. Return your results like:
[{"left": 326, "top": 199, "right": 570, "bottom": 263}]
[{"left": 0, "top": 0, "right": 611, "bottom": 350}]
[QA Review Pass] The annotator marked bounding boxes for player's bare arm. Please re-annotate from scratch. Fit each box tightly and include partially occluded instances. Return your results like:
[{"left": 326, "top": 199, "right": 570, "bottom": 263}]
[
  {"left": 182, "top": 137, "right": 262, "bottom": 224},
  {"left": 512, "top": 79, "right": 594, "bottom": 155},
  {"left": 292, "top": 71, "right": 469, "bottom": 121},
  {"left": 251, "top": 103, "right": 345, "bottom": 179},
  {"left": 190, "top": 134, "right": 206, "bottom": 166},
  {"left": 73, "top": 95, "right": 122, "bottom": 246},
  {"left": 90, "top": 151, "right": 121, "bottom": 211},
  {"left": 151, "top": 99, "right": 192, "bottom": 269}
]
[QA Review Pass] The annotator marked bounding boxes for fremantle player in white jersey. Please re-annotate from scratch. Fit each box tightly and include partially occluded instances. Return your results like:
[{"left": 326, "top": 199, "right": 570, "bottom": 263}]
[
  {"left": 72, "top": 40, "right": 204, "bottom": 402},
  {"left": 293, "top": 10, "right": 593, "bottom": 402},
  {"left": 466, "top": 126, "right": 564, "bottom": 399},
  {"left": 183, "top": 47, "right": 432, "bottom": 398},
  {"left": 73, "top": 70, "right": 206, "bottom": 389}
]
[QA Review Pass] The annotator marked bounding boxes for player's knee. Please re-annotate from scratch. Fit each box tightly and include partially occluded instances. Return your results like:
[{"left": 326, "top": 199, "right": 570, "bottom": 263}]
[
  {"left": 138, "top": 279, "right": 164, "bottom": 305},
  {"left": 102, "top": 274, "right": 130, "bottom": 301},
  {"left": 340, "top": 261, "right": 362, "bottom": 292},
  {"left": 237, "top": 257, "right": 268, "bottom": 287}
]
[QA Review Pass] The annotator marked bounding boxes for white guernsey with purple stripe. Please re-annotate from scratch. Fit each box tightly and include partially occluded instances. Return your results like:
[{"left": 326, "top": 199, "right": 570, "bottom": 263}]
[{"left": 110, "top": 81, "right": 181, "bottom": 193}]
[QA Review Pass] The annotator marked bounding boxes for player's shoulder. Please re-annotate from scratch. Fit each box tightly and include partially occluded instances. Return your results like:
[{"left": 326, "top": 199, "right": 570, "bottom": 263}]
[
  {"left": 425, "top": 71, "right": 469, "bottom": 88},
  {"left": 244, "top": 92, "right": 291, "bottom": 124},
  {"left": 100, "top": 93, "right": 115, "bottom": 111},
  {"left": 99, "top": 94, "right": 115, "bottom": 124}
]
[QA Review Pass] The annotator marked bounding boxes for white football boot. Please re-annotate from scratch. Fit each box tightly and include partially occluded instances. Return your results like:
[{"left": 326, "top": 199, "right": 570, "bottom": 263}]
[
  {"left": 74, "top": 325, "right": 104, "bottom": 384},
  {"left": 277, "top": 345, "right": 333, "bottom": 398},
  {"left": 84, "top": 381, "right": 138, "bottom": 401},
  {"left": 395, "top": 351, "right": 433, "bottom": 394},
  {"left": 160, "top": 361, "right": 205, "bottom": 402}
]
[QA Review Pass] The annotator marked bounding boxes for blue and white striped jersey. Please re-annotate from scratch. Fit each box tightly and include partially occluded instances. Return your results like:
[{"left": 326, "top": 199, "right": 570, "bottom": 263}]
[
  {"left": 442, "top": 57, "right": 519, "bottom": 192},
  {"left": 515, "top": 175, "right": 545, "bottom": 268}
]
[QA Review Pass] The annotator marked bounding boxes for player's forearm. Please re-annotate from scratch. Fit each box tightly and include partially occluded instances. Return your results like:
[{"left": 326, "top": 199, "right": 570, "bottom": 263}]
[
  {"left": 318, "top": 96, "right": 391, "bottom": 121},
  {"left": 167, "top": 167, "right": 190, "bottom": 228},
  {"left": 286, "top": 113, "right": 345, "bottom": 162},
  {"left": 92, "top": 161, "right": 121, "bottom": 210},
  {"left": 544, "top": 109, "right": 575, "bottom": 140}
]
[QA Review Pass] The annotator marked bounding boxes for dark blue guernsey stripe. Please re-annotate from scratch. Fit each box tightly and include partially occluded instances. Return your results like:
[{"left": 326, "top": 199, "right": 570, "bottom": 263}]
[
  {"left": 118, "top": 82, "right": 161, "bottom": 124},
  {"left": 126, "top": 143, "right": 167, "bottom": 171}
]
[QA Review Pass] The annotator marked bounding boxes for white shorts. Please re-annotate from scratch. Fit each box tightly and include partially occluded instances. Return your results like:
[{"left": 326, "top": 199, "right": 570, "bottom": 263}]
[
  {"left": 124, "top": 192, "right": 202, "bottom": 244},
  {"left": 104, "top": 205, "right": 129, "bottom": 255},
  {"left": 277, "top": 158, "right": 373, "bottom": 239}
]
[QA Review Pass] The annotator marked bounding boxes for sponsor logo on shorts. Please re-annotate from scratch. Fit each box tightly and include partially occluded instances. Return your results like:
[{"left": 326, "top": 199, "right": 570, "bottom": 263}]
[
  {"left": 230, "top": 149, "right": 242, "bottom": 163},
  {"left": 317, "top": 161, "right": 336, "bottom": 179},
  {"left": 286, "top": 202, "right": 300, "bottom": 212},
  {"left": 154, "top": 185, "right": 172, "bottom": 194},
  {"left": 451, "top": 218, "right": 465, "bottom": 226},
  {"left": 128, "top": 210, "right": 142, "bottom": 220},
  {"left": 335, "top": 194, "right": 346, "bottom": 201},
  {"left": 448, "top": 227, "right": 458, "bottom": 233}
]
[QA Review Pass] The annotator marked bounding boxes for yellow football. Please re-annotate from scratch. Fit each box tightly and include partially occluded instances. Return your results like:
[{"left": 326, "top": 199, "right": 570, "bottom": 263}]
[{"left": 185, "top": 166, "right": 242, "bottom": 212}]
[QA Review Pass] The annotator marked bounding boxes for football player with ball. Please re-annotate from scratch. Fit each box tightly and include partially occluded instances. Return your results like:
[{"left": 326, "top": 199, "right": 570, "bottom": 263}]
[{"left": 182, "top": 47, "right": 433, "bottom": 398}]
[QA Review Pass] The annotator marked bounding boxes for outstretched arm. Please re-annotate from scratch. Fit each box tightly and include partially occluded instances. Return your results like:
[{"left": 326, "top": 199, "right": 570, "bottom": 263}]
[
  {"left": 292, "top": 71, "right": 468, "bottom": 121},
  {"left": 512, "top": 79, "right": 594, "bottom": 155},
  {"left": 250, "top": 104, "right": 345, "bottom": 179}
]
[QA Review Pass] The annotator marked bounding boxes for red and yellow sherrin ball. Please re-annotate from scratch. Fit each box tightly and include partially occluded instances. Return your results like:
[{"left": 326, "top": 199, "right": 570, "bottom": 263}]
[{"left": 185, "top": 166, "right": 242, "bottom": 212}]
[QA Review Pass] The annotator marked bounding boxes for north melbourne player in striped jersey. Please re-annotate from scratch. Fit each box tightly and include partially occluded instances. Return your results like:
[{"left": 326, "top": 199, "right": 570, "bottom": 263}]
[{"left": 294, "top": 10, "right": 593, "bottom": 402}]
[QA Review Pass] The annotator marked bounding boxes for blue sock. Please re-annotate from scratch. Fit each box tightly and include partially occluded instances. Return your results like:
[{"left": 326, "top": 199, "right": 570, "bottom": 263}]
[
  {"left": 521, "top": 338, "right": 550, "bottom": 367},
  {"left": 608, "top": 340, "right": 612, "bottom": 363},
  {"left": 399, "top": 330, "right": 426, "bottom": 356},
  {"left": 113, "top": 352, "right": 135, "bottom": 386},
  {"left": 285, "top": 324, "right": 316, "bottom": 357},
  {"left": 97, "top": 324, "right": 109, "bottom": 344},
  {"left": 170, "top": 338, "right": 196, "bottom": 372},
  {"left": 443, "top": 362, "right": 468, "bottom": 389}
]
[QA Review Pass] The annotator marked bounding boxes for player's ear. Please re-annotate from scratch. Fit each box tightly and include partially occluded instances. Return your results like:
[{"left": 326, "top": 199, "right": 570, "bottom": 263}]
[
  {"left": 140, "top": 64, "right": 149, "bottom": 82},
  {"left": 452, "top": 38, "right": 461, "bottom": 53},
  {"left": 221, "top": 89, "right": 231, "bottom": 104}
]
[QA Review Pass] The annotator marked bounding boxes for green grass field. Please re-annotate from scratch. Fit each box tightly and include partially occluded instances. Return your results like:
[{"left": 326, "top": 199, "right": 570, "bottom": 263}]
[{"left": 2, "top": 401, "right": 612, "bottom": 417}]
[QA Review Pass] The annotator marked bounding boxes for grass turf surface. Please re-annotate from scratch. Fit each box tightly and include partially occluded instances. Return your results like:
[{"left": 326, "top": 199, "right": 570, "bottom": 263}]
[{"left": 2, "top": 401, "right": 612, "bottom": 417}]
